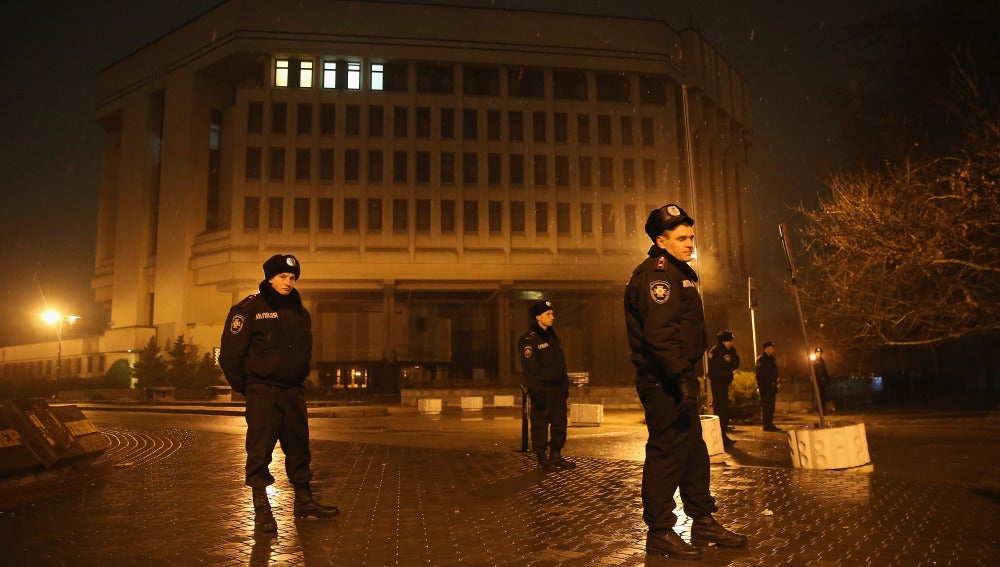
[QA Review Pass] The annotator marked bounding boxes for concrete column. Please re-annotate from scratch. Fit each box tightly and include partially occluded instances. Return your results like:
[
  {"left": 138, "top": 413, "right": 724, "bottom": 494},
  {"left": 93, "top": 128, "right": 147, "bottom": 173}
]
[{"left": 497, "top": 283, "right": 512, "bottom": 386}]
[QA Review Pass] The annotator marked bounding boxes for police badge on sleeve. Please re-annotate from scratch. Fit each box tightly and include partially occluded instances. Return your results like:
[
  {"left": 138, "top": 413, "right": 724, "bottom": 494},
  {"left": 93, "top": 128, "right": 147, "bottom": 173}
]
[{"left": 649, "top": 281, "right": 670, "bottom": 304}]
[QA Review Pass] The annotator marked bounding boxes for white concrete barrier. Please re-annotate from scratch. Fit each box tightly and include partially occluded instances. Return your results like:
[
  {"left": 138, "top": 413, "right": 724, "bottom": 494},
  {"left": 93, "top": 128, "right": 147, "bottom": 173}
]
[
  {"left": 460, "top": 396, "right": 483, "bottom": 411},
  {"left": 569, "top": 403, "right": 603, "bottom": 426},
  {"left": 787, "top": 422, "right": 872, "bottom": 470},
  {"left": 491, "top": 395, "right": 514, "bottom": 407},
  {"left": 417, "top": 398, "right": 442, "bottom": 414},
  {"left": 700, "top": 415, "right": 726, "bottom": 462}
]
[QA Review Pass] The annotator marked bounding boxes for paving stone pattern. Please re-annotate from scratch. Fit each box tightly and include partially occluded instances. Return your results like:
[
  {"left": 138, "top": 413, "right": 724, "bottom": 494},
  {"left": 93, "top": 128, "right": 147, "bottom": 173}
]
[{"left": 0, "top": 422, "right": 996, "bottom": 566}]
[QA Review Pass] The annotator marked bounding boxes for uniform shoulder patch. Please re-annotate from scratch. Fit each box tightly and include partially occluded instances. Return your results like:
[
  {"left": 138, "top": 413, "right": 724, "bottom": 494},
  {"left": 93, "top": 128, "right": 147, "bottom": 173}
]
[
  {"left": 649, "top": 280, "right": 670, "bottom": 304},
  {"left": 229, "top": 314, "right": 246, "bottom": 335},
  {"left": 522, "top": 345, "right": 533, "bottom": 359}
]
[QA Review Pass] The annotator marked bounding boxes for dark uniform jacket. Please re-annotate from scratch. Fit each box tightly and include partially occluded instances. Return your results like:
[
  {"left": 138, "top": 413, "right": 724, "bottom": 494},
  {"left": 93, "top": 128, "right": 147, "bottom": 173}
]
[
  {"left": 755, "top": 353, "right": 779, "bottom": 394},
  {"left": 708, "top": 343, "right": 740, "bottom": 386},
  {"left": 219, "top": 281, "right": 313, "bottom": 394},
  {"left": 518, "top": 323, "right": 569, "bottom": 392},
  {"left": 624, "top": 245, "right": 707, "bottom": 385}
]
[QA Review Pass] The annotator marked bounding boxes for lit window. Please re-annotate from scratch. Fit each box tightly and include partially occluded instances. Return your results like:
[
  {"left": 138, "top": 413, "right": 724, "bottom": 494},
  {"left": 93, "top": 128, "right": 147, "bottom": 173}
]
[
  {"left": 275, "top": 59, "right": 290, "bottom": 87},
  {"left": 299, "top": 60, "right": 313, "bottom": 88},
  {"left": 347, "top": 62, "right": 361, "bottom": 90},
  {"left": 323, "top": 61, "right": 337, "bottom": 89},
  {"left": 371, "top": 64, "right": 384, "bottom": 91}
]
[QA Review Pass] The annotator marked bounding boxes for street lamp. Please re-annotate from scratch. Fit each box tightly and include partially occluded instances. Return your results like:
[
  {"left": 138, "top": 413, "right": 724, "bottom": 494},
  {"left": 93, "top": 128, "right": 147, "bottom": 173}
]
[{"left": 41, "top": 310, "right": 80, "bottom": 390}]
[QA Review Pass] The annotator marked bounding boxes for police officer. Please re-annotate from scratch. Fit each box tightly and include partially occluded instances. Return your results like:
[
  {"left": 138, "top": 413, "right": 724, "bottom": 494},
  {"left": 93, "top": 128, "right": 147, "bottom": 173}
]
[
  {"left": 756, "top": 341, "right": 781, "bottom": 431},
  {"left": 519, "top": 300, "right": 576, "bottom": 471},
  {"left": 708, "top": 330, "right": 740, "bottom": 445},
  {"left": 625, "top": 204, "right": 747, "bottom": 559},
  {"left": 220, "top": 254, "right": 339, "bottom": 534},
  {"left": 813, "top": 347, "right": 831, "bottom": 411}
]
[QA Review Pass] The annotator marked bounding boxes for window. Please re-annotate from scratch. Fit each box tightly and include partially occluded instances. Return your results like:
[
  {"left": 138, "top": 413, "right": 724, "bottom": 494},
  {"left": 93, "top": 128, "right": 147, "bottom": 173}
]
[
  {"left": 369, "top": 105, "right": 383, "bottom": 136},
  {"left": 463, "top": 152, "right": 478, "bottom": 185},
  {"left": 621, "top": 116, "right": 633, "bottom": 146},
  {"left": 641, "top": 117, "right": 655, "bottom": 147},
  {"left": 268, "top": 197, "right": 283, "bottom": 230},
  {"left": 296, "top": 103, "right": 312, "bottom": 135},
  {"left": 643, "top": 159, "right": 656, "bottom": 190},
  {"left": 623, "top": 158, "right": 635, "bottom": 189},
  {"left": 597, "top": 115, "right": 611, "bottom": 144},
  {"left": 552, "top": 70, "right": 587, "bottom": 100},
  {"left": 382, "top": 63, "right": 408, "bottom": 92},
  {"left": 639, "top": 74, "right": 666, "bottom": 105},
  {"left": 275, "top": 59, "right": 289, "bottom": 87},
  {"left": 393, "top": 151, "right": 407, "bottom": 183},
  {"left": 320, "top": 149, "right": 335, "bottom": 181},
  {"left": 596, "top": 72, "right": 630, "bottom": 102},
  {"left": 368, "top": 150, "right": 383, "bottom": 183},
  {"left": 440, "top": 152, "right": 455, "bottom": 184},
  {"left": 625, "top": 204, "right": 637, "bottom": 235},
  {"left": 393, "top": 106, "right": 408, "bottom": 138},
  {"left": 271, "top": 103, "right": 287, "bottom": 134},
  {"left": 270, "top": 148, "right": 285, "bottom": 181},
  {"left": 322, "top": 61, "right": 337, "bottom": 88},
  {"left": 347, "top": 61, "right": 361, "bottom": 90},
  {"left": 463, "top": 65, "right": 500, "bottom": 96},
  {"left": 344, "top": 198, "right": 359, "bottom": 230},
  {"left": 579, "top": 156, "right": 592, "bottom": 187},
  {"left": 320, "top": 103, "right": 335, "bottom": 135},
  {"left": 319, "top": 198, "right": 333, "bottom": 230},
  {"left": 346, "top": 105, "right": 360, "bottom": 135},
  {"left": 416, "top": 64, "right": 454, "bottom": 94},
  {"left": 557, "top": 202, "right": 570, "bottom": 234},
  {"left": 510, "top": 154, "right": 524, "bottom": 185},
  {"left": 463, "top": 109, "right": 477, "bottom": 140},
  {"left": 554, "top": 113, "right": 568, "bottom": 143},
  {"left": 581, "top": 203, "right": 593, "bottom": 234},
  {"left": 367, "top": 199, "right": 382, "bottom": 231},
  {"left": 509, "top": 111, "right": 523, "bottom": 142},
  {"left": 344, "top": 149, "right": 359, "bottom": 181},
  {"left": 487, "top": 110, "right": 501, "bottom": 141},
  {"left": 602, "top": 204, "right": 616, "bottom": 234},
  {"left": 511, "top": 201, "right": 525, "bottom": 233},
  {"left": 440, "top": 108, "right": 454, "bottom": 139},
  {"left": 393, "top": 199, "right": 408, "bottom": 231},
  {"left": 371, "top": 63, "right": 384, "bottom": 90},
  {"left": 245, "top": 147, "right": 261, "bottom": 179},
  {"left": 487, "top": 153, "right": 501, "bottom": 185},
  {"left": 533, "top": 112, "right": 546, "bottom": 142},
  {"left": 535, "top": 201, "right": 548, "bottom": 234},
  {"left": 248, "top": 102, "right": 263, "bottom": 133},
  {"left": 508, "top": 67, "right": 544, "bottom": 98},
  {"left": 294, "top": 198, "right": 309, "bottom": 229},
  {"left": 599, "top": 157, "right": 613, "bottom": 188},
  {"left": 416, "top": 199, "right": 430, "bottom": 231},
  {"left": 463, "top": 201, "right": 479, "bottom": 232},
  {"left": 441, "top": 200, "right": 455, "bottom": 232},
  {"left": 533, "top": 155, "right": 547, "bottom": 186},
  {"left": 244, "top": 197, "right": 260, "bottom": 229},
  {"left": 416, "top": 107, "right": 431, "bottom": 138},
  {"left": 299, "top": 60, "right": 313, "bottom": 88},
  {"left": 488, "top": 201, "right": 502, "bottom": 232},
  {"left": 416, "top": 151, "right": 430, "bottom": 183},
  {"left": 295, "top": 148, "right": 311, "bottom": 181},
  {"left": 577, "top": 114, "right": 591, "bottom": 145},
  {"left": 555, "top": 156, "right": 569, "bottom": 187}
]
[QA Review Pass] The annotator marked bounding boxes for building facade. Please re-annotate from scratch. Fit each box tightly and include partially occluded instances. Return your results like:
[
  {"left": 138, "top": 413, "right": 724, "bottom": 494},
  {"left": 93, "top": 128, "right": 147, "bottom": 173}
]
[{"left": 2, "top": 0, "right": 752, "bottom": 394}]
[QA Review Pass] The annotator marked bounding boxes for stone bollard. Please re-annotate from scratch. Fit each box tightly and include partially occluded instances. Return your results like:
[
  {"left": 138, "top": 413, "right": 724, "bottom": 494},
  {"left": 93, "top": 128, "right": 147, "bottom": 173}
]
[{"left": 417, "top": 398, "right": 442, "bottom": 414}]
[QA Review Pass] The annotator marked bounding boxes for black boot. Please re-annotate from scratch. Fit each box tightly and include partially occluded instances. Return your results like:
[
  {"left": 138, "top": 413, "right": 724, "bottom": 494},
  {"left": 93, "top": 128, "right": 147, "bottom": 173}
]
[
  {"left": 251, "top": 487, "right": 277, "bottom": 533},
  {"left": 549, "top": 450, "right": 576, "bottom": 470},
  {"left": 536, "top": 452, "right": 554, "bottom": 471},
  {"left": 691, "top": 514, "right": 748, "bottom": 548},
  {"left": 293, "top": 486, "right": 340, "bottom": 518},
  {"left": 645, "top": 529, "right": 702, "bottom": 559}
]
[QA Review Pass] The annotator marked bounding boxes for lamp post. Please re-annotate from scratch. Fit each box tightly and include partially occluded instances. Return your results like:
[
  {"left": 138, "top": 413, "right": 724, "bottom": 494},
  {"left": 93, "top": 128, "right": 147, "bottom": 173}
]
[{"left": 41, "top": 310, "right": 80, "bottom": 392}]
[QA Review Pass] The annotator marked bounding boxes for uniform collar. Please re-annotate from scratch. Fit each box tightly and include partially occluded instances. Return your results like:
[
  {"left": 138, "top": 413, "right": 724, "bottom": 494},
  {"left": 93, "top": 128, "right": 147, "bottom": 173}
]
[
  {"left": 258, "top": 280, "right": 303, "bottom": 309},
  {"left": 647, "top": 245, "right": 699, "bottom": 282}
]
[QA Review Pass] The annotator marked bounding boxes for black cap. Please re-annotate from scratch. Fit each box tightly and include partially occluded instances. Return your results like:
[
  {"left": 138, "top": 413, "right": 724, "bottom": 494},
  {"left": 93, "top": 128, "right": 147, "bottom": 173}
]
[
  {"left": 529, "top": 300, "right": 553, "bottom": 317},
  {"left": 763, "top": 340, "right": 775, "bottom": 348},
  {"left": 644, "top": 204, "right": 694, "bottom": 241},
  {"left": 263, "top": 254, "right": 301, "bottom": 280},
  {"left": 718, "top": 329, "right": 734, "bottom": 342}
]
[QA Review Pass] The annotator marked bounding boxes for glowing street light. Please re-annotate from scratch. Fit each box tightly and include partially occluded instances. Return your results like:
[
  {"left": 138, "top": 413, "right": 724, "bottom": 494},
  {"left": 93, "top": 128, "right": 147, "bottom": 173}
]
[{"left": 41, "top": 310, "right": 80, "bottom": 388}]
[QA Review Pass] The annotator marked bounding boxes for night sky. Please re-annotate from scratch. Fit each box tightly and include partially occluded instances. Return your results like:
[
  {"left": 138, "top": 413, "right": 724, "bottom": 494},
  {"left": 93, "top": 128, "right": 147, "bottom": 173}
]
[{"left": 0, "top": 0, "right": 902, "bottom": 347}]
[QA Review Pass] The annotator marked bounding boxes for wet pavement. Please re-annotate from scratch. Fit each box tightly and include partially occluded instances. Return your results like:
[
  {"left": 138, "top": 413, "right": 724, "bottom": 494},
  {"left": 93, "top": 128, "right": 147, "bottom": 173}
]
[{"left": 1, "top": 402, "right": 997, "bottom": 566}]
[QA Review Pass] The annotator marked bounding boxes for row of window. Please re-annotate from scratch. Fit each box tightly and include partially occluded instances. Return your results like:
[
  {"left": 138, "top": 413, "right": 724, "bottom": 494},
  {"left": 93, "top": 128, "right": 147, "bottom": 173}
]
[
  {"left": 243, "top": 197, "right": 651, "bottom": 236},
  {"left": 249, "top": 102, "right": 661, "bottom": 147},
  {"left": 0, "top": 356, "right": 103, "bottom": 378},
  {"left": 273, "top": 58, "right": 668, "bottom": 105},
  {"left": 245, "top": 147, "right": 661, "bottom": 189}
]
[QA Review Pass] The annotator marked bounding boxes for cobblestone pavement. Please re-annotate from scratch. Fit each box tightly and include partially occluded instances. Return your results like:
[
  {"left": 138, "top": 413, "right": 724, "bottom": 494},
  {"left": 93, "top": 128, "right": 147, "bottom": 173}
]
[{"left": 1, "top": 406, "right": 997, "bottom": 566}]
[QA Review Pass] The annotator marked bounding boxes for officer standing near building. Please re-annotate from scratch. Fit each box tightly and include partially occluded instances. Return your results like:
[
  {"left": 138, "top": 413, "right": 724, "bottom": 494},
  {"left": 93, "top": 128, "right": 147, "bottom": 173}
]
[
  {"left": 708, "top": 330, "right": 740, "bottom": 445},
  {"left": 755, "top": 340, "right": 781, "bottom": 431},
  {"left": 220, "top": 254, "right": 340, "bottom": 534},
  {"left": 519, "top": 300, "right": 576, "bottom": 472},
  {"left": 625, "top": 204, "right": 747, "bottom": 559}
]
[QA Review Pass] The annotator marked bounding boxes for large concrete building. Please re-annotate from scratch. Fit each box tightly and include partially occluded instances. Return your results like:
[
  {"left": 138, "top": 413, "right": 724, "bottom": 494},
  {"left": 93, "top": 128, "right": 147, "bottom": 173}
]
[{"left": 2, "top": 0, "right": 752, "bottom": 395}]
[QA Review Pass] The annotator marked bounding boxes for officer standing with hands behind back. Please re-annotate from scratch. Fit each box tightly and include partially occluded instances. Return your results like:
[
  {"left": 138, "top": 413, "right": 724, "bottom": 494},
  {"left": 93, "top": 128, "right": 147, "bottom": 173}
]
[{"left": 708, "top": 330, "right": 740, "bottom": 445}]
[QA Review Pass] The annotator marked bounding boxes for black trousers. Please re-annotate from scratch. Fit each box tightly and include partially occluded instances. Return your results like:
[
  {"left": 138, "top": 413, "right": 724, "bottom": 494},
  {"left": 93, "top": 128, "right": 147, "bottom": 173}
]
[
  {"left": 710, "top": 379, "right": 732, "bottom": 433},
  {"left": 759, "top": 390, "right": 776, "bottom": 427},
  {"left": 636, "top": 370, "right": 717, "bottom": 531},
  {"left": 244, "top": 382, "right": 314, "bottom": 489},
  {"left": 529, "top": 381, "right": 568, "bottom": 455}
]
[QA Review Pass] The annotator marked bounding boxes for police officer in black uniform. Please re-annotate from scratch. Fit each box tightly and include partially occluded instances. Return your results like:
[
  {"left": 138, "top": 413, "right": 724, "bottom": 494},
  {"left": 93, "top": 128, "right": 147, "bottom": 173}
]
[
  {"left": 625, "top": 204, "right": 747, "bottom": 559},
  {"left": 708, "top": 329, "right": 740, "bottom": 445},
  {"left": 519, "top": 300, "right": 576, "bottom": 472},
  {"left": 220, "top": 254, "right": 339, "bottom": 534},
  {"left": 756, "top": 341, "right": 781, "bottom": 431}
]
